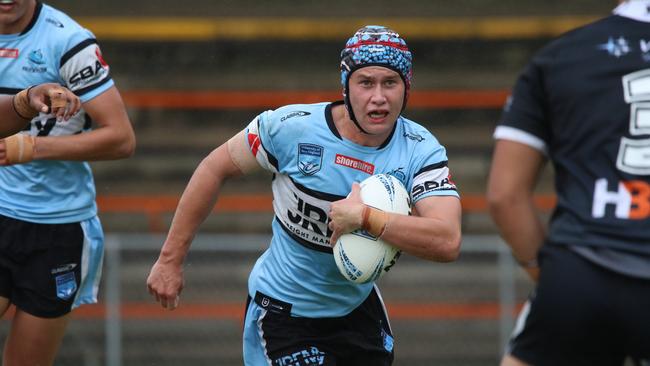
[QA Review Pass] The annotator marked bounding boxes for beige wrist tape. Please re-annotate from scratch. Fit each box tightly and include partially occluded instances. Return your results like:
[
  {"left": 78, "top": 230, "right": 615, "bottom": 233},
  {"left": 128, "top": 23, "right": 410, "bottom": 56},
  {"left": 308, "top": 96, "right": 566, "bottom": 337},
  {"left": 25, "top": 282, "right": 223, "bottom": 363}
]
[
  {"left": 5, "top": 134, "right": 35, "bottom": 164},
  {"left": 12, "top": 88, "right": 38, "bottom": 119},
  {"left": 362, "top": 205, "right": 389, "bottom": 237}
]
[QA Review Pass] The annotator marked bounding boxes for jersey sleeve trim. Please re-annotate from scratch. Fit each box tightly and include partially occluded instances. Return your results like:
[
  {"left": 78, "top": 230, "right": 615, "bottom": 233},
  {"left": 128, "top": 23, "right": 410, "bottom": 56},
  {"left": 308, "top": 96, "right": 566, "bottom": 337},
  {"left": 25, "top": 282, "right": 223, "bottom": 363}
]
[
  {"left": 494, "top": 125, "right": 548, "bottom": 155},
  {"left": 60, "top": 38, "right": 98, "bottom": 67},
  {"left": 414, "top": 160, "right": 448, "bottom": 177},
  {"left": 261, "top": 144, "right": 279, "bottom": 171}
]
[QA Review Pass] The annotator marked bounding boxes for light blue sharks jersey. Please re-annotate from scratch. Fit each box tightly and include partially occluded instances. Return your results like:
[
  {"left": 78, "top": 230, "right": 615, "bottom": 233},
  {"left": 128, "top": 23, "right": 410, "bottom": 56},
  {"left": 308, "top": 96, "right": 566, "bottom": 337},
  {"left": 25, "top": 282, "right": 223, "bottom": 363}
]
[
  {"left": 0, "top": 3, "right": 114, "bottom": 223},
  {"left": 245, "top": 101, "right": 458, "bottom": 317}
]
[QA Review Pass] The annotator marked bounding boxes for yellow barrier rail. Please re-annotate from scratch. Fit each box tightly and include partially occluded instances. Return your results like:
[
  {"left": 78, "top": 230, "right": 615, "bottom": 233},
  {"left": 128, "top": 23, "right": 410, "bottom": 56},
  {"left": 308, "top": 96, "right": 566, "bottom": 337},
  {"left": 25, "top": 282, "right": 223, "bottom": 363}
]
[{"left": 79, "top": 16, "right": 599, "bottom": 41}]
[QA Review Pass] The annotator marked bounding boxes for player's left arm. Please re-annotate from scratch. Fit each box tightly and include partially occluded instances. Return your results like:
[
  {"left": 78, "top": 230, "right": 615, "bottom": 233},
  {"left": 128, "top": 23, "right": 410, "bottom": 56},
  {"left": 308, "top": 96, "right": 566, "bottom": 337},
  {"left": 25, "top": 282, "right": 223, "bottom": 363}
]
[
  {"left": 329, "top": 185, "right": 461, "bottom": 262},
  {"left": 30, "top": 85, "right": 135, "bottom": 161},
  {"left": 487, "top": 139, "right": 547, "bottom": 281}
]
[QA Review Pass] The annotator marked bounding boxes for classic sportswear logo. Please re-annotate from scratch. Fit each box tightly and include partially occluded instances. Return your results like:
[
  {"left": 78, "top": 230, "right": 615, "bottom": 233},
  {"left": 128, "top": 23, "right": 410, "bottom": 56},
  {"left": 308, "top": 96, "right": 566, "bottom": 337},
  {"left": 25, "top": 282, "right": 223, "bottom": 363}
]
[
  {"left": 403, "top": 132, "right": 425, "bottom": 142},
  {"left": 45, "top": 17, "right": 64, "bottom": 28},
  {"left": 334, "top": 154, "right": 375, "bottom": 174},
  {"left": 280, "top": 111, "right": 311, "bottom": 122},
  {"left": 51, "top": 263, "right": 77, "bottom": 274}
]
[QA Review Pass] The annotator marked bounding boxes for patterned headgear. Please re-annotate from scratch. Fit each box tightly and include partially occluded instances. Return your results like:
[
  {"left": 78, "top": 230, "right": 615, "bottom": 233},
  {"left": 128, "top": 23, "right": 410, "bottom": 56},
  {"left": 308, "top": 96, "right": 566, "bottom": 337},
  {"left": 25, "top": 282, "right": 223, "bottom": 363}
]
[{"left": 339, "top": 25, "right": 413, "bottom": 131}]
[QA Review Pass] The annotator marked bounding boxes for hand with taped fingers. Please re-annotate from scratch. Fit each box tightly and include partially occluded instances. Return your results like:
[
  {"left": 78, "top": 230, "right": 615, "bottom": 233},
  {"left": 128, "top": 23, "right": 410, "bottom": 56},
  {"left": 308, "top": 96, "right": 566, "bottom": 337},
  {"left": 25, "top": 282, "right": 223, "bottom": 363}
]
[
  {"left": 1, "top": 83, "right": 82, "bottom": 140},
  {"left": 24, "top": 83, "right": 81, "bottom": 121},
  {"left": 146, "top": 258, "right": 184, "bottom": 311}
]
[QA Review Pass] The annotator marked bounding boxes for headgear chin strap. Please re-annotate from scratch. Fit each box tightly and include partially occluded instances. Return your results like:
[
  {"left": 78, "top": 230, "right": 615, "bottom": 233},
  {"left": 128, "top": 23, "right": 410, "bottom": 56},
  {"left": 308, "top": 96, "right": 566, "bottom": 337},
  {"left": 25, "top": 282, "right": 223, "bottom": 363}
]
[{"left": 340, "top": 25, "right": 413, "bottom": 134}]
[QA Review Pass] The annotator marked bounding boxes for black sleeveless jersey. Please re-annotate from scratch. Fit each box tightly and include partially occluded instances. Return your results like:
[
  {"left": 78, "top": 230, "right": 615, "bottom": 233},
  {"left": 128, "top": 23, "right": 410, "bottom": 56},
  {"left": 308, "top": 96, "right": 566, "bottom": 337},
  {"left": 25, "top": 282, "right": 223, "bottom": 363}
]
[{"left": 497, "top": 14, "right": 650, "bottom": 254}]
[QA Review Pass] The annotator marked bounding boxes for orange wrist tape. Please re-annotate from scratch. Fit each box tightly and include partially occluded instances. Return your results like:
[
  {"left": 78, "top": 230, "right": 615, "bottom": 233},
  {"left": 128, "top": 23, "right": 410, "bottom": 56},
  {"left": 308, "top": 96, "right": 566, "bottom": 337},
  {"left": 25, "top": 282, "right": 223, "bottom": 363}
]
[
  {"left": 5, "top": 134, "right": 35, "bottom": 164},
  {"left": 361, "top": 205, "right": 389, "bottom": 237},
  {"left": 12, "top": 87, "right": 38, "bottom": 120}
]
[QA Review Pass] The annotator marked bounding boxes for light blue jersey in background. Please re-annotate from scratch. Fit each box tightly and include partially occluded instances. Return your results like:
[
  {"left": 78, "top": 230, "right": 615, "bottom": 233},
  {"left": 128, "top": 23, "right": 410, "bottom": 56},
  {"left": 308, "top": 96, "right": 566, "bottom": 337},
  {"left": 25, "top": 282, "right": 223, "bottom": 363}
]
[{"left": 0, "top": 3, "right": 114, "bottom": 223}]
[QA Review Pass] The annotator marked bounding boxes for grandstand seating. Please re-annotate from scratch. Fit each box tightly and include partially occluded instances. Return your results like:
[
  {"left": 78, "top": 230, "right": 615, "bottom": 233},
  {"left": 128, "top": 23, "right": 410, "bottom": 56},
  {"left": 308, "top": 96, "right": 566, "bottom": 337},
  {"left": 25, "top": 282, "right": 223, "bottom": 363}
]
[{"left": 10, "top": 2, "right": 611, "bottom": 365}]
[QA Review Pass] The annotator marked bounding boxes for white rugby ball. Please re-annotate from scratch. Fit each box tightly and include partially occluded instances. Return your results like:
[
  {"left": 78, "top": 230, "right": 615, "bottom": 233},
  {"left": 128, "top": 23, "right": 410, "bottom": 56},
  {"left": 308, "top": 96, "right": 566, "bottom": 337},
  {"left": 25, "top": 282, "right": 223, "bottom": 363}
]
[{"left": 334, "top": 174, "right": 411, "bottom": 284}]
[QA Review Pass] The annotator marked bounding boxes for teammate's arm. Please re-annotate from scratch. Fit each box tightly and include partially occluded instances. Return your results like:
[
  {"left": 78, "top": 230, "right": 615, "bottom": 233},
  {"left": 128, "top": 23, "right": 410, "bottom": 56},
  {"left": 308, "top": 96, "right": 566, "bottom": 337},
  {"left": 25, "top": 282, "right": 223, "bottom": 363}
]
[
  {"left": 147, "top": 131, "right": 259, "bottom": 310},
  {"left": 487, "top": 139, "right": 547, "bottom": 281},
  {"left": 27, "top": 86, "right": 135, "bottom": 162},
  {"left": 0, "top": 83, "right": 80, "bottom": 138},
  {"left": 329, "top": 184, "right": 462, "bottom": 262}
]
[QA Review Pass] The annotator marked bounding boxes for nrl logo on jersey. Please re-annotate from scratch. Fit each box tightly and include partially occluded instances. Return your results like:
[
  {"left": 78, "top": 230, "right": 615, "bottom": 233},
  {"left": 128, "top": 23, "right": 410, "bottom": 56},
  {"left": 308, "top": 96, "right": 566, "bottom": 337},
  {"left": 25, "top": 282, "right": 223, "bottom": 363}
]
[
  {"left": 297, "top": 143, "right": 323, "bottom": 175},
  {"left": 280, "top": 111, "right": 311, "bottom": 122}
]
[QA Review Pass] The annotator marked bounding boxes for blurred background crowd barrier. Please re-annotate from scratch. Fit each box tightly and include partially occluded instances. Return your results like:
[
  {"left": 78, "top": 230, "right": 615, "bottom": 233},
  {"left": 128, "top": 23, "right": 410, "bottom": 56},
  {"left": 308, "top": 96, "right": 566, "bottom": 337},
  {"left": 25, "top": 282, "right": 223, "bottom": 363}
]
[{"left": 1, "top": 0, "right": 613, "bottom": 364}]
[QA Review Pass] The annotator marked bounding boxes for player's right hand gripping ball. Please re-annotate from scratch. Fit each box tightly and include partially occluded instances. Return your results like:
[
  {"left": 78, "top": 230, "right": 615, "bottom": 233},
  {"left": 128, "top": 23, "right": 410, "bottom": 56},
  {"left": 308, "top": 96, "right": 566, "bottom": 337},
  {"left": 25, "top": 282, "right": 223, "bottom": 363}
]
[{"left": 334, "top": 174, "right": 411, "bottom": 284}]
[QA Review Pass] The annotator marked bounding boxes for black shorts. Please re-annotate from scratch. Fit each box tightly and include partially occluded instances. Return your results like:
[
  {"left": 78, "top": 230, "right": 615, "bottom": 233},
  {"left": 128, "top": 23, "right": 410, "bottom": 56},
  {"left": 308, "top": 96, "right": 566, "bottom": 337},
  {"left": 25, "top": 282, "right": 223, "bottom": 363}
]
[
  {"left": 508, "top": 245, "right": 650, "bottom": 366},
  {"left": 243, "top": 288, "right": 394, "bottom": 365},
  {"left": 0, "top": 214, "right": 85, "bottom": 318}
]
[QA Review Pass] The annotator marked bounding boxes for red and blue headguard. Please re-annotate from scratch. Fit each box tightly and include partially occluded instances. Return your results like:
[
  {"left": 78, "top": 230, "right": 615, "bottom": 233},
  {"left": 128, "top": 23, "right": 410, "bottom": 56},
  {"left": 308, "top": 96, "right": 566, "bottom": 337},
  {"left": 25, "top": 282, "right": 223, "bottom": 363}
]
[{"left": 340, "top": 25, "right": 413, "bottom": 131}]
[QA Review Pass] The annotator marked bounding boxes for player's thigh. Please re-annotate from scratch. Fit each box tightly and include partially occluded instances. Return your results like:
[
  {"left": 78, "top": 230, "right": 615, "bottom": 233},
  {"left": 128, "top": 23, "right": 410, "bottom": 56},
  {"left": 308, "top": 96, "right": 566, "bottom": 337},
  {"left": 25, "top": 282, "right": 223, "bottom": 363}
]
[
  {"left": 3, "top": 309, "right": 70, "bottom": 366},
  {"left": 244, "top": 290, "right": 393, "bottom": 366},
  {"left": 243, "top": 297, "right": 335, "bottom": 366},
  {"left": 11, "top": 222, "right": 84, "bottom": 317}
]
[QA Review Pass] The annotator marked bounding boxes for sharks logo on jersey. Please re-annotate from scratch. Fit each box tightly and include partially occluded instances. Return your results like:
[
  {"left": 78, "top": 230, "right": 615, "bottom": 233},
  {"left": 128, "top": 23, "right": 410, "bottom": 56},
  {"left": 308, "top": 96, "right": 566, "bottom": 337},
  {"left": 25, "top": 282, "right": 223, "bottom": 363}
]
[{"left": 23, "top": 49, "right": 48, "bottom": 73}]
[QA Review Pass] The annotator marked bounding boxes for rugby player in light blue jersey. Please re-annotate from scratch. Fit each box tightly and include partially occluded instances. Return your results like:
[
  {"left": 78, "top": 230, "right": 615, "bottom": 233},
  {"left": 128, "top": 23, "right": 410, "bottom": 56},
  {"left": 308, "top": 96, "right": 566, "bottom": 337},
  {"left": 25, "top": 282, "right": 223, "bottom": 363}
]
[
  {"left": 148, "top": 25, "right": 462, "bottom": 365},
  {"left": 0, "top": 1, "right": 135, "bottom": 365}
]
